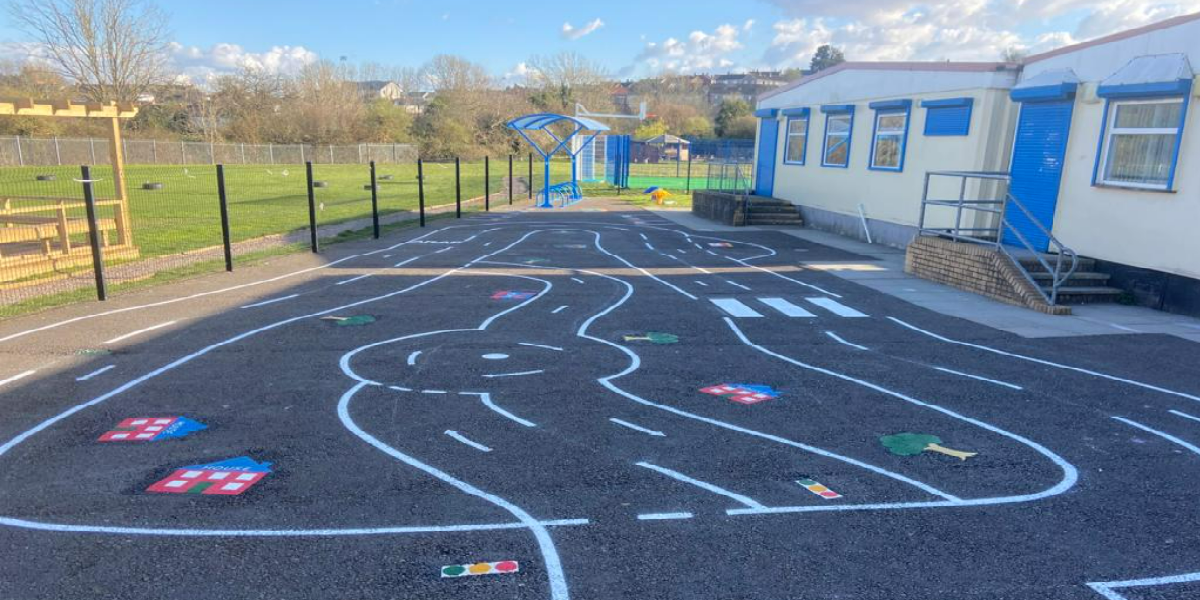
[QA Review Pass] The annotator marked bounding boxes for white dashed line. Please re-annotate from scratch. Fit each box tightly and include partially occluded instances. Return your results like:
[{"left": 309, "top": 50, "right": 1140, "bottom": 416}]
[
  {"left": 932, "top": 366, "right": 1023, "bottom": 390},
  {"left": 241, "top": 294, "right": 301, "bottom": 309},
  {"left": 637, "top": 512, "right": 693, "bottom": 521},
  {"left": 75, "top": 365, "right": 115, "bottom": 381}
]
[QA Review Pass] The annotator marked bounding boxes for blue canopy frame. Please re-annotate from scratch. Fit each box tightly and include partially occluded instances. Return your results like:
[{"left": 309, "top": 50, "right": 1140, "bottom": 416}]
[{"left": 506, "top": 113, "right": 610, "bottom": 208}]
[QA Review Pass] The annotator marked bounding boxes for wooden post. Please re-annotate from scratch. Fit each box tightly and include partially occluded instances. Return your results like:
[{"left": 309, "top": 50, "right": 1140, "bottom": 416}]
[{"left": 107, "top": 117, "right": 133, "bottom": 245}]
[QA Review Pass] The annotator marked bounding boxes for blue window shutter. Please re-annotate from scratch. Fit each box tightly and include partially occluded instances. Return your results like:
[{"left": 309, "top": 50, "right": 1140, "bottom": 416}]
[{"left": 924, "top": 105, "right": 972, "bottom": 136}]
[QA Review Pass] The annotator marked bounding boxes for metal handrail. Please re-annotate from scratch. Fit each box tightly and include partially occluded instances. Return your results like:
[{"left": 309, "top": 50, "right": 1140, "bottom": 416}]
[{"left": 918, "top": 170, "right": 1079, "bottom": 306}]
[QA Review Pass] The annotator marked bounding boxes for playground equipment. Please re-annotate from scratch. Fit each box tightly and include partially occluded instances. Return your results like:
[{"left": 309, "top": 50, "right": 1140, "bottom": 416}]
[
  {"left": 643, "top": 186, "right": 673, "bottom": 205},
  {"left": 507, "top": 114, "right": 610, "bottom": 208},
  {"left": 0, "top": 99, "right": 139, "bottom": 285}
]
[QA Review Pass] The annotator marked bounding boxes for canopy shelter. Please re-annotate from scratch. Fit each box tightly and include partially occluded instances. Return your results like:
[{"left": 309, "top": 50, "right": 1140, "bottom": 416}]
[
  {"left": 507, "top": 113, "right": 610, "bottom": 208},
  {"left": 0, "top": 98, "right": 139, "bottom": 284}
]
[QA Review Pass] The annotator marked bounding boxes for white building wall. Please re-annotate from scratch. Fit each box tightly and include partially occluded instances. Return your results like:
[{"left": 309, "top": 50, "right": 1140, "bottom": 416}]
[
  {"left": 1023, "top": 19, "right": 1200, "bottom": 279},
  {"left": 758, "top": 69, "right": 1018, "bottom": 244}
]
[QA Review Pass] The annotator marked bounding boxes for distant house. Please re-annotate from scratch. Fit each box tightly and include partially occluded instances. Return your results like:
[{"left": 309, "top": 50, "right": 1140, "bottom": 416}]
[
  {"left": 398, "top": 91, "right": 434, "bottom": 115},
  {"left": 611, "top": 83, "right": 632, "bottom": 112},
  {"left": 356, "top": 80, "right": 404, "bottom": 103},
  {"left": 709, "top": 71, "right": 792, "bottom": 106}
]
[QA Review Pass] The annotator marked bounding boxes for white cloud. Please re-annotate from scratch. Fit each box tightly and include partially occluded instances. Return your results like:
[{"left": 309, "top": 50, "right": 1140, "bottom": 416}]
[
  {"left": 743, "top": 19, "right": 756, "bottom": 32},
  {"left": 562, "top": 18, "right": 605, "bottom": 40},
  {"left": 759, "top": 0, "right": 1200, "bottom": 68},
  {"left": 169, "top": 42, "right": 319, "bottom": 83},
  {"left": 633, "top": 23, "right": 744, "bottom": 74},
  {"left": 503, "top": 62, "right": 532, "bottom": 84}
]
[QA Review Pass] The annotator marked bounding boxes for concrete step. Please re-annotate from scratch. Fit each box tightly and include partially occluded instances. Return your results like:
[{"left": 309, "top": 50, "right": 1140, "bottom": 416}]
[
  {"left": 1030, "top": 271, "right": 1112, "bottom": 287},
  {"left": 747, "top": 206, "right": 799, "bottom": 215},
  {"left": 746, "top": 217, "right": 804, "bottom": 226},
  {"left": 1043, "top": 285, "right": 1125, "bottom": 304}
]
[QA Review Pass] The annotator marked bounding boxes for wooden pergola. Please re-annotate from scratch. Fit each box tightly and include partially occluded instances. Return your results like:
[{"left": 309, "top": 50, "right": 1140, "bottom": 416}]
[{"left": 0, "top": 98, "right": 139, "bottom": 285}]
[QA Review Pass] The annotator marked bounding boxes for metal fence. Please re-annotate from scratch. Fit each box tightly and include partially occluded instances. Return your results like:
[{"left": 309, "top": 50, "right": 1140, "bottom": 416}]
[
  {"left": 0, "top": 136, "right": 419, "bottom": 167},
  {"left": 0, "top": 155, "right": 531, "bottom": 318}
]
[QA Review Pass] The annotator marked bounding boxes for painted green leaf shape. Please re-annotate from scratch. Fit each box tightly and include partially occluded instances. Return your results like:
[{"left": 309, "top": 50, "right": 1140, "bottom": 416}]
[
  {"left": 645, "top": 332, "right": 679, "bottom": 344},
  {"left": 880, "top": 432, "right": 942, "bottom": 456},
  {"left": 334, "top": 315, "right": 376, "bottom": 327}
]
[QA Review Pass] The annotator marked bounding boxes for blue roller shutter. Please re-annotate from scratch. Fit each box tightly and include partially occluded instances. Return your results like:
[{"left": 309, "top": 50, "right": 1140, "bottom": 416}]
[{"left": 1005, "top": 100, "right": 1074, "bottom": 251}]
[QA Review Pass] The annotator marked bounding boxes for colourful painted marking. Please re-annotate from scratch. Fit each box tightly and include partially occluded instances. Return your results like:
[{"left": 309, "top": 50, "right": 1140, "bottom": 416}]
[
  {"left": 321, "top": 315, "right": 377, "bottom": 327},
  {"left": 490, "top": 291, "right": 538, "bottom": 301},
  {"left": 622, "top": 332, "right": 679, "bottom": 345},
  {"left": 797, "top": 477, "right": 842, "bottom": 500},
  {"left": 441, "top": 561, "right": 520, "bottom": 578},
  {"left": 708, "top": 242, "right": 733, "bottom": 248},
  {"left": 99, "top": 417, "right": 207, "bottom": 442},
  {"left": 700, "top": 383, "right": 780, "bottom": 405},
  {"left": 147, "top": 457, "right": 271, "bottom": 496}
]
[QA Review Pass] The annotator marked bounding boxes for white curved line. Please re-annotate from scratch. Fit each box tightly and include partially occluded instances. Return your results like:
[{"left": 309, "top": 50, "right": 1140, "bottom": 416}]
[
  {"left": 889, "top": 317, "right": 1200, "bottom": 403},
  {"left": 1088, "top": 571, "right": 1200, "bottom": 600},
  {"left": 635, "top": 461, "right": 764, "bottom": 509},
  {"left": 0, "top": 515, "right": 587, "bottom": 537},
  {"left": 483, "top": 370, "right": 545, "bottom": 378},
  {"left": 723, "top": 317, "right": 1078, "bottom": 510},
  {"left": 479, "top": 393, "right": 537, "bottom": 428}
]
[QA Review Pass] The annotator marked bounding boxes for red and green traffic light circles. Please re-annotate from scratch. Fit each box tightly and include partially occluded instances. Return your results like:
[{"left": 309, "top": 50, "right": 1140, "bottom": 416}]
[{"left": 441, "top": 561, "right": 520, "bottom": 578}]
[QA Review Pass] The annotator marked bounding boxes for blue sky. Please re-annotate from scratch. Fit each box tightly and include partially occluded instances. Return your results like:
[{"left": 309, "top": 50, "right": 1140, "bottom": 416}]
[{"left": 4, "top": 0, "right": 1200, "bottom": 84}]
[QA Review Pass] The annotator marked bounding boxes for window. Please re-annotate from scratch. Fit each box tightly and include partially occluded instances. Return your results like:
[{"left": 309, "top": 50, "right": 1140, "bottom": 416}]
[
  {"left": 784, "top": 116, "right": 808, "bottom": 165},
  {"left": 822, "top": 113, "right": 853, "bottom": 167},
  {"left": 870, "top": 110, "right": 909, "bottom": 171},
  {"left": 1097, "top": 98, "right": 1186, "bottom": 190}
]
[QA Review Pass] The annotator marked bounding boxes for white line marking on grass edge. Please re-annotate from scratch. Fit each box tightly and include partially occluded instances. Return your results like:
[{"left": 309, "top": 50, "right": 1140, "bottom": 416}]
[
  {"left": 445, "top": 430, "right": 492, "bottom": 452},
  {"left": 825, "top": 331, "right": 868, "bottom": 350},
  {"left": 932, "top": 366, "right": 1023, "bottom": 391},
  {"left": 888, "top": 317, "right": 1200, "bottom": 403},
  {"left": 0, "top": 370, "right": 36, "bottom": 388},
  {"left": 104, "top": 321, "right": 178, "bottom": 345},
  {"left": 636, "top": 461, "right": 765, "bottom": 509},
  {"left": 75, "top": 366, "right": 114, "bottom": 382},
  {"left": 609, "top": 418, "right": 665, "bottom": 437},
  {"left": 637, "top": 512, "right": 692, "bottom": 521},
  {"left": 240, "top": 294, "right": 300, "bottom": 309}
]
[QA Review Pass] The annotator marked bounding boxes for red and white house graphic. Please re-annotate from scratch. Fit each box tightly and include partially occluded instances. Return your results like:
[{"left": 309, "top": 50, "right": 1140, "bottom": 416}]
[
  {"left": 99, "top": 417, "right": 206, "bottom": 442},
  {"left": 699, "top": 383, "right": 781, "bottom": 405},
  {"left": 147, "top": 457, "right": 272, "bottom": 496}
]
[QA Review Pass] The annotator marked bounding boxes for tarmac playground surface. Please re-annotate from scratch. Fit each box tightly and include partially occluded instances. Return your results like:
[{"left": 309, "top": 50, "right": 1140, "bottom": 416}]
[{"left": 1, "top": 197, "right": 1199, "bottom": 600}]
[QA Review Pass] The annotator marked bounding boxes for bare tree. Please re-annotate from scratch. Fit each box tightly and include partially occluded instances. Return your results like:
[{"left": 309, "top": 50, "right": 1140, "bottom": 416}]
[
  {"left": 525, "top": 51, "right": 612, "bottom": 112},
  {"left": 422, "top": 54, "right": 492, "bottom": 94},
  {"left": 6, "top": 0, "right": 170, "bottom": 103}
]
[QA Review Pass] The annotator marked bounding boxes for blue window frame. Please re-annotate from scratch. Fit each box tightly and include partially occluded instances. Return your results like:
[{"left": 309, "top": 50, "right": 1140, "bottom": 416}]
[
  {"left": 1093, "top": 95, "right": 1190, "bottom": 191},
  {"left": 868, "top": 99, "right": 912, "bottom": 172},
  {"left": 820, "top": 105, "right": 854, "bottom": 168},
  {"left": 921, "top": 97, "right": 973, "bottom": 136},
  {"left": 782, "top": 107, "right": 810, "bottom": 165}
]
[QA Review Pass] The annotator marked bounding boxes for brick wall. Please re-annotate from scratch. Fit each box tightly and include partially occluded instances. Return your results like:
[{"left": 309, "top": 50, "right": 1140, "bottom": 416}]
[
  {"left": 692, "top": 191, "right": 747, "bottom": 226},
  {"left": 905, "top": 236, "right": 1071, "bottom": 315}
]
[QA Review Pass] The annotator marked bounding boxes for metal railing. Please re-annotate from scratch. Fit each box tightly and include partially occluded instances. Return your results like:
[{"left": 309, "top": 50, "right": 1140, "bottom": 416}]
[
  {"left": 918, "top": 170, "right": 1078, "bottom": 305},
  {"left": 0, "top": 136, "right": 419, "bottom": 167},
  {"left": 704, "top": 162, "right": 753, "bottom": 194}
]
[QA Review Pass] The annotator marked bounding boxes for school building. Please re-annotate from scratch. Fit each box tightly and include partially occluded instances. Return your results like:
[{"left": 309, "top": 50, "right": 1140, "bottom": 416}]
[{"left": 751, "top": 13, "right": 1200, "bottom": 317}]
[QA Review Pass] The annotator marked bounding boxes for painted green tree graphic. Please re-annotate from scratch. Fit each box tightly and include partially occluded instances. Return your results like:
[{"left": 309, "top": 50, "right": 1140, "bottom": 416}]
[{"left": 881, "top": 433, "right": 977, "bottom": 461}]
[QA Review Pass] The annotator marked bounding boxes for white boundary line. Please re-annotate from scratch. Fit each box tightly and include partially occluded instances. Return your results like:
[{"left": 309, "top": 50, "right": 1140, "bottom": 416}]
[
  {"left": 241, "top": 294, "right": 300, "bottom": 309},
  {"left": 932, "top": 366, "right": 1024, "bottom": 391},
  {"left": 609, "top": 418, "right": 665, "bottom": 437},
  {"left": 75, "top": 365, "right": 114, "bottom": 382},
  {"left": 444, "top": 430, "right": 492, "bottom": 452},
  {"left": 637, "top": 512, "right": 692, "bottom": 521},
  {"left": 889, "top": 317, "right": 1200, "bottom": 403},
  {"left": 104, "top": 321, "right": 178, "bottom": 345},
  {"left": 636, "top": 461, "right": 765, "bottom": 509},
  {"left": 0, "top": 370, "right": 36, "bottom": 388},
  {"left": 825, "top": 331, "right": 868, "bottom": 350},
  {"left": 1169, "top": 409, "right": 1200, "bottom": 424}
]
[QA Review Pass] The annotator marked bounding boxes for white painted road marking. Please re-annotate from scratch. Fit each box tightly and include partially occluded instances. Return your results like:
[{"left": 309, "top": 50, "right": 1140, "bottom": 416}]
[
  {"left": 0, "top": 370, "right": 36, "bottom": 388},
  {"left": 75, "top": 365, "right": 115, "bottom": 382},
  {"left": 552, "top": 305, "right": 568, "bottom": 314},
  {"left": 1169, "top": 409, "right": 1200, "bottom": 424},
  {"left": 710, "top": 298, "right": 763, "bottom": 318},
  {"left": 444, "top": 430, "right": 492, "bottom": 452},
  {"left": 636, "top": 461, "right": 766, "bottom": 509},
  {"left": 473, "top": 392, "right": 537, "bottom": 428},
  {"left": 104, "top": 321, "right": 179, "bottom": 345},
  {"left": 335, "top": 274, "right": 373, "bottom": 286},
  {"left": 724, "top": 280, "right": 751, "bottom": 291},
  {"left": 932, "top": 366, "right": 1024, "bottom": 390},
  {"left": 825, "top": 331, "right": 868, "bottom": 350},
  {"left": 406, "top": 351, "right": 422, "bottom": 366},
  {"left": 483, "top": 370, "right": 545, "bottom": 378},
  {"left": 1113, "top": 417, "right": 1200, "bottom": 456},
  {"left": 609, "top": 418, "right": 665, "bottom": 437},
  {"left": 571, "top": 277, "right": 585, "bottom": 284},
  {"left": 520, "top": 343, "right": 564, "bottom": 352},
  {"left": 758, "top": 297, "right": 816, "bottom": 318},
  {"left": 637, "top": 512, "right": 693, "bottom": 521},
  {"left": 805, "top": 297, "right": 867, "bottom": 318}
]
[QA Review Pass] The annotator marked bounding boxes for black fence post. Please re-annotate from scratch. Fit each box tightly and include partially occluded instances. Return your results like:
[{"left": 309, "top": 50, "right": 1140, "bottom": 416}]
[
  {"left": 80, "top": 165, "right": 107, "bottom": 301},
  {"left": 369, "top": 160, "right": 380, "bottom": 239},
  {"left": 417, "top": 158, "right": 426, "bottom": 227},
  {"left": 527, "top": 152, "right": 533, "bottom": 200},
  {"left": 508, "top": 154, "right": 514, "bottom": 205},
  {"left": 454, "top": 157, "right": 462, "bottom": 218},
  {"left": 305, "top": 161, "right": 318, "bottom": 253},
  {"left": 686, "top": 152, "right": 693, "bottom": 193},
  {"left": 484, "top": 155, "right": 490, "bottom": 212},
  {"left": 216, "top": 164, "right": 233, "bottom": 272}
]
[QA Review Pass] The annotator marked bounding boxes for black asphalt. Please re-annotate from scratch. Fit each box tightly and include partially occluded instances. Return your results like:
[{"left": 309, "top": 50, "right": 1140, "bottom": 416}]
[{"left": 1, "top": 198, "right": 1199, "bottom": 600}]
